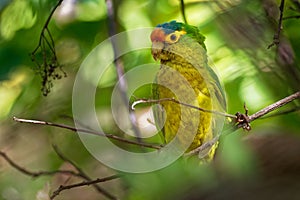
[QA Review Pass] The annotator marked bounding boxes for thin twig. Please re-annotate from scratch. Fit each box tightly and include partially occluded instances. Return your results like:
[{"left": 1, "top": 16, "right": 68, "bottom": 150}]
[
  {"left": 52, "top": 145, "right": 88, "bottom": 177},
  {"left": 283, "top": 15, "right": 300, "bottom": 20},
  {"left": 184, "top": 135, "right": 219, "bottom": 157},
  {"left": 32, "top": 0, "right": 64, "bottom": 54},
  {"left": 12, "top": 117, "right": 161, "bottom": 150},
  {"left": 105, "top": 0, "right": 143, "bottom": 142},
  {"left": 50, "top": 175, "right": 121, "bottom": 199},
  {"left": 248, "top": 91, "right": 300, "bottom": 122},
  {"left": 0, "top": 151, "right": 80, "bottom": 178},
  {"left": 230, "top": 92, "right": 300, "bottom": 131},
  {"left": 132, "top": 98, "right": 236, "bottom": 119},
  {"left": 268, "top": 0, "right": 285, "bottom": 49},
  {"left": 180, "top": 0, "right": 188, "bottom": 24},
  {"left": 53, "top": 145, "right": 115, "bottom": 199},
  {"left": 260, "top": 106, "right": 300, "bottom": 119},
  {"left": 51, "top": 145, "right": 118, "bottom": 200}
]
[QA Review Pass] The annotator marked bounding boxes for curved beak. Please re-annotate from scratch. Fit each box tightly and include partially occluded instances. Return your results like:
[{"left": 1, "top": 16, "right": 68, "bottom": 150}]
[{"left": 151, "top": 41, "right": 164, "bottom": 61}]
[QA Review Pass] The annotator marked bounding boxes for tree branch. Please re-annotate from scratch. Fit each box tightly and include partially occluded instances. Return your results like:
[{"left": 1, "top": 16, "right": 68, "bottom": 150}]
[
  {"left": 184, "top": 135, "right": 219, "bottom": 157},
  {"left": 283, "top": 15, "right": 300, "bottom": 20},
  {"left": 0, "top": 151, "right": 79, "bottom": 178},
  {"left": 14, "top": 91, "right": 298, "bottom": 160},
  {"left": 268, "top": 0, "right": 285, "bottom": 49},
  {"left": 32, "top": 0, "right": 64, "bottom": 54},
  {"left": 12, "top": 117, "right": 161, "bottom": 150},
  {"left": 50, "top": 175, "right": 121, "bottom": 200},
  {"left": 180, "top": 0, "right": 188, "bottom": 24},
  {"left": 132, "top": 98, "right": 236, "bottom": 119},
  {"left": 260, "top": 106, "right": 300, "bottom": 119},
  {"left": 51, "top": 145, "right": 119, "bottom": 200},
  {"left": 248, "top": 91, "right": 300, "bottom": 122},
  {"left": 185, "top": 91, "right": 300, "bottom": 156},
  {"left": 105, "top": 0, "right": 143, "bottom": 142}
]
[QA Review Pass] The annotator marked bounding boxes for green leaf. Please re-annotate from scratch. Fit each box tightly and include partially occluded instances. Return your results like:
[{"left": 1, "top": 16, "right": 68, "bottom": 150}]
[{"left": 0, "top": 0, "right": 37, "bottom": 40}]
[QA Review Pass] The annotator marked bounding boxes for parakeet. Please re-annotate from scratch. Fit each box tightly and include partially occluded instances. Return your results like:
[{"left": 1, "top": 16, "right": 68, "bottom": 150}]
[{"left": 150, "top": 21, "right": 226, "bottom": 161}]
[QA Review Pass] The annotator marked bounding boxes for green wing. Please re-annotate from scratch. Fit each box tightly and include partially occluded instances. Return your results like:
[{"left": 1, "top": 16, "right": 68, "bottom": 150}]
[
  {"left": 183, "top": 23, "right": 226, "bottom": 111},
  {"left": 206, "top": 65, "right": 227, "bottom": 111}
]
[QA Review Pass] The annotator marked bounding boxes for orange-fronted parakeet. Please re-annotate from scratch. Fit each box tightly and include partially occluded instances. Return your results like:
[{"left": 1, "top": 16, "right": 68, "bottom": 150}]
[{"left": 150, "top": 21, "right": 226, "bottom": 161}]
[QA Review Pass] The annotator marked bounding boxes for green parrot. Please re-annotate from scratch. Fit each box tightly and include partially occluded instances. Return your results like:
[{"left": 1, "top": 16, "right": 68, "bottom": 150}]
[{"left": 150, "top": 21, "right": 226, "bottom": 160}]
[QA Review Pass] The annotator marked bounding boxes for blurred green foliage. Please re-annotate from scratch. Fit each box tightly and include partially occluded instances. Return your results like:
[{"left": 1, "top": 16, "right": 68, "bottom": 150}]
[{"left": 0, "top": 0, "right": 300, "bottom": 199}]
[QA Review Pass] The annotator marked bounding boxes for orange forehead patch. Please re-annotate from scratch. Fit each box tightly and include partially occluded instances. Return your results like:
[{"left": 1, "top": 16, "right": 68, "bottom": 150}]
[{"left": 150, "top": 28, "right": 166, "bottom": 42}]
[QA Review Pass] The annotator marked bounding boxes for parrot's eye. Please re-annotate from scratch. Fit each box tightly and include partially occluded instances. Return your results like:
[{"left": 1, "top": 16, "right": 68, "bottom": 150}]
[
  {"left": 165, "top": 30, "right": 186, "bottom": 44},
  {"left": 170, "top": 34, "right": 177, "bottom": 41}
]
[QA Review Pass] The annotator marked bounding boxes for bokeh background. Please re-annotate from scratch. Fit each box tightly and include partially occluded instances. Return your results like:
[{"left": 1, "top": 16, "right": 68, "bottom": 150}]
[{"left": 0, "top": 0, "right": 300, "bottom": 199}]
